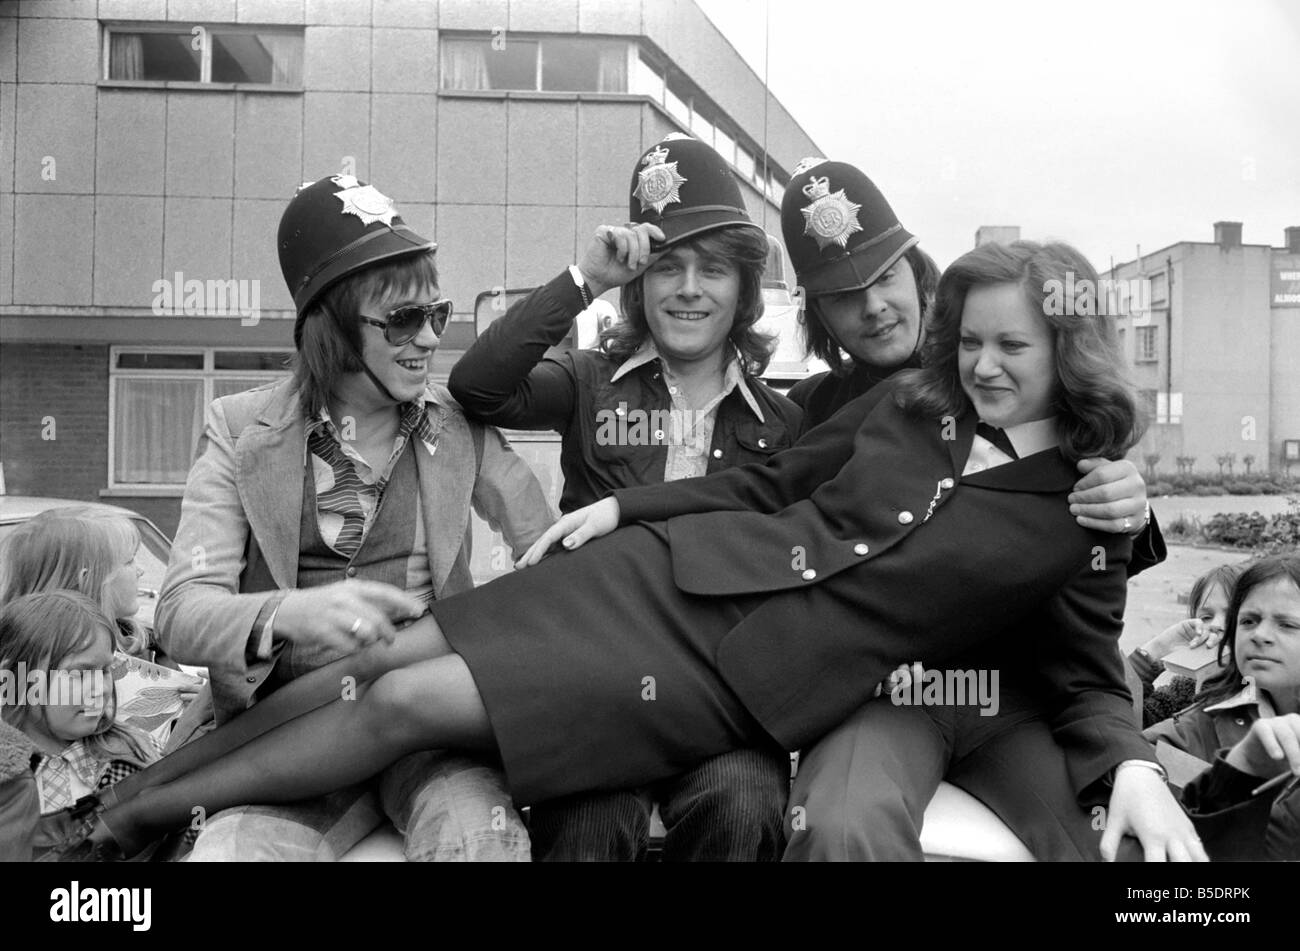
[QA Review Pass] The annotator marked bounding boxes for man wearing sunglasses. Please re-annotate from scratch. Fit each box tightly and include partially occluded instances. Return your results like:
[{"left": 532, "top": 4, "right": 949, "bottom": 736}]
[{"left": 153, "top": 175, "right": 554, "bottom": 862}]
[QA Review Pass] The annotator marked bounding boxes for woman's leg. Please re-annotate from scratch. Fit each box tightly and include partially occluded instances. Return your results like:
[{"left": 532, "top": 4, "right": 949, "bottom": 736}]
[
  {"left": 99, "top": 651, "right": 492, "bottom": 853},
  {"left": 108, "top": 615, "right": 453, "bottom": 801}
]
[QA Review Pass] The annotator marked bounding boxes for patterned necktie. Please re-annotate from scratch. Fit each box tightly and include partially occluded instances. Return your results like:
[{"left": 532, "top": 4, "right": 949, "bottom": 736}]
[
  {"left": 976, "top": 422, "right": 1019, "bottom": 460},
  {"left": 307, "top": 425, "right": 370, "bottom": 556}
]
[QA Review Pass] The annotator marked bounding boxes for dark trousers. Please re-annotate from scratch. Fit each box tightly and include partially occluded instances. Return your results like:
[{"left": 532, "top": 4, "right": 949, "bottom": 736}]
[
  {"left": 530, "top": 747, "right": 790, "bottom": 862},
  {"left": 783, "top": 689, "right": 1131, "bottom": 862}
]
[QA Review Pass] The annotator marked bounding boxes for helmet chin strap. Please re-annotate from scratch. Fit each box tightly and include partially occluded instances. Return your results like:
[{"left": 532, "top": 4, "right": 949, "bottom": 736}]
[
  {"left": 325, "top": 302, "right": 402, "bottom": 405},
  {"left": 358, "top": 357, "right": 400, "bottom": 405}
]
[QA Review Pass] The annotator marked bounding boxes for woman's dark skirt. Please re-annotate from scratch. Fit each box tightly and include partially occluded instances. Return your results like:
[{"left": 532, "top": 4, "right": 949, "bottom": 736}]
[{"left": 430, "top": 524, "right": 777, "bottom": 805}]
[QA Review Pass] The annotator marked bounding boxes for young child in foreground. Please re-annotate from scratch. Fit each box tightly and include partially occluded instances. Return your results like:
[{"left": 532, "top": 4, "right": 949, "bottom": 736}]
[
  {"left": 0, "top": 591, "right": 160, "bottom": 861},
  {"left": 1144, "top": 554, "right": 1300, "bottom": 861}
]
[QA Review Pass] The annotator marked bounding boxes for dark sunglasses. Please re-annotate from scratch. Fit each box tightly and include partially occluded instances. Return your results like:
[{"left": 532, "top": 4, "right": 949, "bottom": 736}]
[{"left": 360, "top": 299, "right": 453, "bottom": 346}]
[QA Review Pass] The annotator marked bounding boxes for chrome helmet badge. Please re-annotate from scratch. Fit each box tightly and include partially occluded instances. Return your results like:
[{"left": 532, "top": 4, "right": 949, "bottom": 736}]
[
  {"left": 332, "top": 174, "right": 399, "bottom": 227},
  {"left": 634, "top": 145, "right": 688, "bottom": 215},
  {"left": 800, "top": 175, "right": 863, "bottom": 250}
]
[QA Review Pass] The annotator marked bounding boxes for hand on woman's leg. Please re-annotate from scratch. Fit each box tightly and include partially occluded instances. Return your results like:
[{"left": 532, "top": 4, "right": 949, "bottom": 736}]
[{"left": 98, "top": 651, "right": 493, "bottom": 855}]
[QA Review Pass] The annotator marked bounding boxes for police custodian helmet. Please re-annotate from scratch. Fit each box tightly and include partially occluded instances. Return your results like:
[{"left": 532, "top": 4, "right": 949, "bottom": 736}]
[
  {"left": 628, "top": 134, "right": 762, "bottom": 248},
  {"left": 278, "top": 174, "right": 436, "bottom": 347},
  {"left": 781, "top": 159, "right": 918, "bottom": 297}
]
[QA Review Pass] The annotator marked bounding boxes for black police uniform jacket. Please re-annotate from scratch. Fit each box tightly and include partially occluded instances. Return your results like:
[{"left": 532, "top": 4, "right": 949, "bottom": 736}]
[
  {"left": 612, "top": 381, "right": 1156, "bottom": 802},
  {"left": 448, "top": 270, "right": 803, "bottom": 513}
]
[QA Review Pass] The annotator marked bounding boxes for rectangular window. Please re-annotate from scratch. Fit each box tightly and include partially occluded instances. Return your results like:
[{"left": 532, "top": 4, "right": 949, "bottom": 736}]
[
  {"left": 714, "top": 127, "right": 736, "bottom": 167},
  {"left": 110, "top": 348, "right": 291, "bottom": 488},
  {"left": 104, "top": 24, "right": 303, "bottom": 87},
  {"left": 690, "top": 110, "right": 715, "bottom": 147},
  {"left": 1136, "top": 325, "right": 1159, "bottom": 362},
  {"left": 664, "top": 83, "right": 691, "bottom": 125},
  {"left": 541, "top": 38, "right": 627, "bottom": 92},
  {"left": 631, "top": 52, "right": 665, "bottom": 104},
  {"left": 736, "top": 147, "right": 755, "bottom": 181},
  {"left": 441, "top": 35, "right": 630, "bottom": 93},
  {"left": 1149, "top": 271, "right": 1168, "bottom": 304}
]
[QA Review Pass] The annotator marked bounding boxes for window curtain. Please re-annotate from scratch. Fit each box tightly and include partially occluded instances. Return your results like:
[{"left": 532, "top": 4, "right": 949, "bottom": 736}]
[
  {"left": 108, "top": 34, "right": 144, "bottom": 80},
  {"left": 597, "top": 45, "right": 628, "bottom": 93},
  {"left": 441, "top": 40, "right": 490, "bottom": 90},
  {"left": 114, "top": 380, "right": 204, "bottom": 484},
  {"left": 259, "top": 33, "right": 303, "bottom": 86}
]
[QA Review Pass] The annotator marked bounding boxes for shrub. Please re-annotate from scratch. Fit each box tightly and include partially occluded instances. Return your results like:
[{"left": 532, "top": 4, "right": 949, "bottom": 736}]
[{"left": 1202, "top": 512, "right": 1268, "bottom": 548}]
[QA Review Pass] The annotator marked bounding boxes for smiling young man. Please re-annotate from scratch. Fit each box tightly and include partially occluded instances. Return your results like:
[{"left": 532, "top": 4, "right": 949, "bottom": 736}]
[
  {"left": 153, "top": 175, "right": 554, "bottom": 862},
  {"left": 449, "top": 136, "right": 801, "bottom": 861}
]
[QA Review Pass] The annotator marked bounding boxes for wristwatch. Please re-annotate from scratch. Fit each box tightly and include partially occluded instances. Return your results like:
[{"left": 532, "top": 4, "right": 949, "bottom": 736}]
[{"left": 568, "top": 265, "right": 593, "bottom": 308}]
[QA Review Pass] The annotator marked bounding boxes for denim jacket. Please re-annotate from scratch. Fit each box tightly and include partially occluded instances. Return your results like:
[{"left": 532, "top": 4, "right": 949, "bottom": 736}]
[{"left": 449, "top": 269, "right": 804, "bottom": 513}]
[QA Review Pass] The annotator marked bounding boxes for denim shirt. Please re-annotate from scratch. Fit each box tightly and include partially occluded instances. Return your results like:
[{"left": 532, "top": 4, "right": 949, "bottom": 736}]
[{"left": 449, "top": 269, "right": 804, "bottom": 513}]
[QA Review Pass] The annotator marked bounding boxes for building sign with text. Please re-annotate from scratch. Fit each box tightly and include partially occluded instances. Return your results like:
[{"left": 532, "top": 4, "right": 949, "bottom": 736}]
[{"left": 1273, "top": 255, "right": 1300, "bottom": 307}]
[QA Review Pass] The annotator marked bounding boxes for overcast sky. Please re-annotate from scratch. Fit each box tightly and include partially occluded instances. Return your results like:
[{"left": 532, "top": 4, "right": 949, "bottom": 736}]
[{"left": 696, "top": 0, "right": 1300, "bottom": 272}]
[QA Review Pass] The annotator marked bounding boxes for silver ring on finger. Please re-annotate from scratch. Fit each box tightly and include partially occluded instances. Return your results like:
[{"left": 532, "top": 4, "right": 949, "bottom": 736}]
[{"left": 349, "top": 616, "right": 363, "bottom": 635}]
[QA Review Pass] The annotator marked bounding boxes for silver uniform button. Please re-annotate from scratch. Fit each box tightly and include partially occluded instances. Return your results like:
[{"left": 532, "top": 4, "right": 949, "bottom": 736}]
[
  {"left": 940, "top": 477, "right": 955, "bottom": 489},
  {"left": 712, "top": 449, "right": 723, "bottom": 458},
  {"left": 669, "top": 385, "right": 677, "bottom": 394},
  {"left": 615, "top": 406, "right": 626, "bottom": 416},
  {"left": 801, "top": 568, "right": 817, "bottom": 581},
  {"left": 853, "top": 543, "right": 869, "bottom": 556},
  {"left": 758, "top": 438, "right": 768, "bottom": 449},
  {"left": 898, "top": 511, "right": 914, "bottom": 525},
  {"left": 654, "top": 430, "right": 664, "bottom": 441}
]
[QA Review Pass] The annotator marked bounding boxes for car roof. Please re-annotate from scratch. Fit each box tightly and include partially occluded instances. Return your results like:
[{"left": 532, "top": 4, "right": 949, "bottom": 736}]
[{"left": 0, "top": 496, "right": 156, "bottom": 526}]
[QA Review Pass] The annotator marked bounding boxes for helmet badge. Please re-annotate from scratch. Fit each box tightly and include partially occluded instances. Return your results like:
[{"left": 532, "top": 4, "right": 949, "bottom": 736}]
[
  {"left": 800, "top": 175, "right": 863, "bottom": 250},
  {"left": 332, "top": 174, "right": 398, "bottom": 227},
  {"left": 634, "top": 145, "right": 688, "bottom": 215}
]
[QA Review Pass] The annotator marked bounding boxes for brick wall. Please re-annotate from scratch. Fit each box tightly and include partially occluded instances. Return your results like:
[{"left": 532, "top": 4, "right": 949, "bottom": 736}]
[{"left": 0, "top": 342, "right": 109, "bottom": 502}]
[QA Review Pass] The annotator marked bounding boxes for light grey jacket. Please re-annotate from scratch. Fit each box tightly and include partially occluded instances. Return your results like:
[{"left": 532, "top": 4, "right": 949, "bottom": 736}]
[{"left": 154, "top": 378, "right": 553, "bottom": 724}]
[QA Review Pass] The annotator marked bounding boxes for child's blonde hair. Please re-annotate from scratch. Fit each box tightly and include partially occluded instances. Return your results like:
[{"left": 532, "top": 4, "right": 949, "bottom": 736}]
[
  {"left": 0, "top": 507, "right": 149, "bottom": 655},
  {"left": 0, "top": 590, "right": 156, "bottom": 767}
]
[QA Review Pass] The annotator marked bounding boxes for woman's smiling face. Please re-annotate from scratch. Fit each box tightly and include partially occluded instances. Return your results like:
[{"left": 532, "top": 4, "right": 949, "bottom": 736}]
[{"left": 958, "top": 282, "right": 1057, "bottom": 428}]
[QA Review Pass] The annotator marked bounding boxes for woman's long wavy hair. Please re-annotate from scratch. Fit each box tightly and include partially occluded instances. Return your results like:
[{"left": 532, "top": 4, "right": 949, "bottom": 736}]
[
  {"left": 802, "top": 245, "right": 941, "bottom": 375},
  {"left": 600, "top": 226, "right": 776, "bottom": 376},
  {"left": 892, "top": 240, "right": 1144, "bottom": 461},
  {"left": 0, "top": 508, "right": 149, "bottom": 656},
  {"left": 1194, "top": 554, "right": 1300, "bottom": 710},
  {"left": 0, "top": 591, "right": 157, "bottom": 768},
  {"left": 291, "top": 250, "right": 441, "bottom": 420}
]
